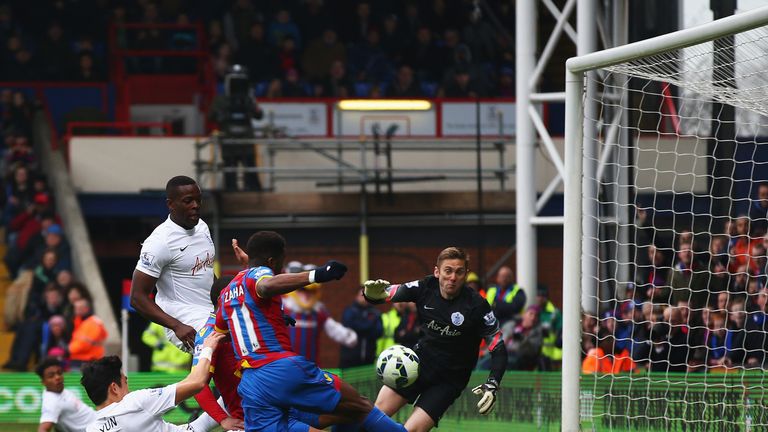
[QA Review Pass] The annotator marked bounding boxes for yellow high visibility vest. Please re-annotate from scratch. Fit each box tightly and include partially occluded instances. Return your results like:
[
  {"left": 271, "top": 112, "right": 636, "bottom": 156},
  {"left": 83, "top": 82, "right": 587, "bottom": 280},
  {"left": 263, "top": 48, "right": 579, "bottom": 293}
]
[
  {"left": 484, "top": 284, "right": 521, "bottom": 306},
  {"left": 376, "top": 308, "right": 401, "bottom": 356},
  {"left": 540, "top": 301, "right": 563, "bottom": 361},
  {"left": 141, "top": 323, "right": 192, "bottom": 372}
]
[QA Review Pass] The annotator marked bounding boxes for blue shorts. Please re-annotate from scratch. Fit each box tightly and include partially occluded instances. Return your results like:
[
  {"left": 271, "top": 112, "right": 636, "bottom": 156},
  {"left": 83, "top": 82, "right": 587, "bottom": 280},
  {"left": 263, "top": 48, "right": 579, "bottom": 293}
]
[{"left": 239, "top": 356, "right": 341, "bottom": 432}]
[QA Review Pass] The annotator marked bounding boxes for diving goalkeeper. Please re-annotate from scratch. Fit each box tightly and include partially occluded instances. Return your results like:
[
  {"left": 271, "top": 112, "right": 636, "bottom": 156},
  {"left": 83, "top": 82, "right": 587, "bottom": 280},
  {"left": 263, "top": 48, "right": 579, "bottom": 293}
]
[{"left": 364, "top": 247, "right": 507, "bottom": 431}]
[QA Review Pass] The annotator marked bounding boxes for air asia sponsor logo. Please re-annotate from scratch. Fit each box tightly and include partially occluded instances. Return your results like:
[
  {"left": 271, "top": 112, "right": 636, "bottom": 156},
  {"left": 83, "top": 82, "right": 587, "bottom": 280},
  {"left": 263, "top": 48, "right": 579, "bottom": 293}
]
[
  {"left": 425, "top": 320, "right": 462, "bottom": 336},
  {"left": 191, "top": 252, "right": 214, "bottom": 275},
  {"left": 405, "top": 281, "right": 419, "bottom": 288}
]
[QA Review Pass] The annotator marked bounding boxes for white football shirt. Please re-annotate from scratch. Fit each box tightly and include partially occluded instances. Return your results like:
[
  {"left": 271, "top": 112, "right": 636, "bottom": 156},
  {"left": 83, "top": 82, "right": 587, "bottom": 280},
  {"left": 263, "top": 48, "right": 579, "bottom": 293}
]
[
  {"left": 40, "top": 388, "right": 96, "bottom": 432},
  {"left": 136, "top": 216, "right": 215, "bottom": 346},
  {"left": 86, "top": 385, "right": 192, "bottom": 432}
]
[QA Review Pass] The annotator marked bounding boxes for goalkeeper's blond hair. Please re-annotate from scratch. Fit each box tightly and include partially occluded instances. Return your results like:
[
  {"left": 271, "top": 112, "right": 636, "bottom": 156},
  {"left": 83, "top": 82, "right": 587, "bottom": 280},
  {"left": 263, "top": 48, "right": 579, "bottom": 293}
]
[{"left": 436, "top": 247, "right": 469, "bottom": 269}]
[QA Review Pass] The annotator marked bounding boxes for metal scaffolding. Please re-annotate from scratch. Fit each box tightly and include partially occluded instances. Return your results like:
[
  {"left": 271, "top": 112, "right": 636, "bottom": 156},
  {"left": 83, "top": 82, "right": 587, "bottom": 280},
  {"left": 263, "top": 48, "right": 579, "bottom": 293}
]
[{"left": 515, "top": 0, "right": 628, "bottom": 309}]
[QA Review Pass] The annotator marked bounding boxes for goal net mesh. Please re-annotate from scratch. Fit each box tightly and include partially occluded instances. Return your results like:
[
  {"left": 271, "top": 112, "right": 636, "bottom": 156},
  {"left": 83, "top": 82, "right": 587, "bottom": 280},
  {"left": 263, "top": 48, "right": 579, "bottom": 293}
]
[{"left": 580, "top": 24, "right": 768, "bottom": 430}]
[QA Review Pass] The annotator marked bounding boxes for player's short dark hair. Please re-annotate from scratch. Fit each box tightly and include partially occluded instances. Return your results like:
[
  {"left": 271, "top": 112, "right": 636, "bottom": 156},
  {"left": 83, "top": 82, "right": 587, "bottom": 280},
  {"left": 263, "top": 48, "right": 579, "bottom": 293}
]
[
  {"left": 246, "top": 231, "right": 286, "bottom": 264},
  {"left": 166, "top": 176, "right": 198, "bottom": 199},
  {"left": 35, "top": 357, "right": 63, "bottom": 378},
  {"left": 436, "top": 247, "right": 469, "bottom": 268},
  {"left": 211, "top": 275, "right": 234, "bottom": 307},
  {"left": 80, "top": 356, "right": 123, "bottom": 405}
]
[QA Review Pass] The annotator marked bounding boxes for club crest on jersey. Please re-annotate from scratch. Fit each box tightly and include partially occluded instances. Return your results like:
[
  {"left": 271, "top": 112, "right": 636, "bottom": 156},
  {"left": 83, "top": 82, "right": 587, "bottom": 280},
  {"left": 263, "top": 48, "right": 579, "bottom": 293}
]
[
  {"left": 451, "top": 312, "right": 465, "bottom": 326},
  {"left": 483, "top": 311, "right": 497, "bottom": 326},
  {"left": 404, "top": 280, "right": 419, "bottom": 288},
  {"left": 140, "top": 252, "right": 155, "bottom": 267}
]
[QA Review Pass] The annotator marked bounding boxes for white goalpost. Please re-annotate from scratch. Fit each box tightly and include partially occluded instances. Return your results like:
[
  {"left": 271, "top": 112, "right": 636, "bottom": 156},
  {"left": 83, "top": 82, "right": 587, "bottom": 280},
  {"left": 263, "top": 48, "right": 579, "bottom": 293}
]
[{"left": 564, "top": 6, "right": 768, "bottom": 431}]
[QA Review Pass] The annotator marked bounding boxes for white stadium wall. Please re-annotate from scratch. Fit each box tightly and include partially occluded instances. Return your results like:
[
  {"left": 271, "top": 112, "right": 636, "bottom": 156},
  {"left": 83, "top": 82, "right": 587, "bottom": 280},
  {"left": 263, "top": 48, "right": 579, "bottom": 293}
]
[
  {"left": 69, "top": 137, "right": 201, "bottom": 193},
  {"left": 68, "top": 134, "right": 704, "bottom": 195}
]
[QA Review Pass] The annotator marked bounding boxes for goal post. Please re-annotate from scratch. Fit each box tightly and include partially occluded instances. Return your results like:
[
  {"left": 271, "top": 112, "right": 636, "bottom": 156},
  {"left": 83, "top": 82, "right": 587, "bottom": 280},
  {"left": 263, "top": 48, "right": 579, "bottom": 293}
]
[{"left": 564, "top": 6, "right": 768, "bottom": 431}]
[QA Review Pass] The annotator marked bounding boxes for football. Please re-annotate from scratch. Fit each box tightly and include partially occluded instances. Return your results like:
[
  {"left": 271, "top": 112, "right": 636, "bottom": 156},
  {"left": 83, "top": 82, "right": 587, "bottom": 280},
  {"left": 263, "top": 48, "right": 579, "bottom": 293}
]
[{"left": 376, "top": 345, "right": 420, "bottom": 389}]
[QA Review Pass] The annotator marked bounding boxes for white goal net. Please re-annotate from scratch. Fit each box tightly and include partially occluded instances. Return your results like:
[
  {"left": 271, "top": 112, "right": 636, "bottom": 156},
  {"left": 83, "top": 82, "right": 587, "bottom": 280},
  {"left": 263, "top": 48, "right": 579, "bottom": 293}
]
[{"left": 564, "top": 7, "right": 768, "bottom": 431}]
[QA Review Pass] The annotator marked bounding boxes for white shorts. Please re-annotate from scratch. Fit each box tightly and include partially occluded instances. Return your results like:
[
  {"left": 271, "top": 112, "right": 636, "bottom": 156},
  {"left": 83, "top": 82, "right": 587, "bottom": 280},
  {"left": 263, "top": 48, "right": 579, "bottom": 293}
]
[{"left": 164, "top": 313, "right": 211, "bottom": 352}]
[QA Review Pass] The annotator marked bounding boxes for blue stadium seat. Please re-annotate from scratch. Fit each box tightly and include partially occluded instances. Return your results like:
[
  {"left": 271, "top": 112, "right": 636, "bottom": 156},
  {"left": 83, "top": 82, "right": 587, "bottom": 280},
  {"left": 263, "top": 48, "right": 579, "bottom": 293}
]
[
  {"left": 420, "top": 82, "right": 438, "bottom": 97},
  {"left": 254, "top": 81, "right": 269, "bottom": 97},
  {"left": 355, "top": 82, "right": 372, "bottom": 97}
]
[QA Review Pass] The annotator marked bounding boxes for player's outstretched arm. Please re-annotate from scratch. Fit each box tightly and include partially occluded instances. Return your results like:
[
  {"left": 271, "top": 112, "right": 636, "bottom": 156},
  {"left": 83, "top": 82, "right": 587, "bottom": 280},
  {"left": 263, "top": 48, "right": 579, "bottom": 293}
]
[
  {"left": 257, "top": 260, "right": 347, "bottom": 298},
  {"left": 176, "top": 333, "right": 224, "bottom": 404},
  {"left": 131, "top": 270, "right": 196, "bottom": 349},
  {"left": 472, "top": 330, "right": 507, "bottom": 415}
]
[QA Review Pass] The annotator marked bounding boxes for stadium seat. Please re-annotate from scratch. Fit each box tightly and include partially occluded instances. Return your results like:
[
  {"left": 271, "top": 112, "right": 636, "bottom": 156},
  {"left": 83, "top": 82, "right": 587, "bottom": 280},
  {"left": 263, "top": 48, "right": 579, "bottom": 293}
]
[
  {"left": 420, "top": 82, "right": 439, "bottom": 97},
  {"left": 254, "top": 81, "right": 269, "bottom": 97},
  {"left": 354, "top": 82, "right": 372, "bottom": 97}
]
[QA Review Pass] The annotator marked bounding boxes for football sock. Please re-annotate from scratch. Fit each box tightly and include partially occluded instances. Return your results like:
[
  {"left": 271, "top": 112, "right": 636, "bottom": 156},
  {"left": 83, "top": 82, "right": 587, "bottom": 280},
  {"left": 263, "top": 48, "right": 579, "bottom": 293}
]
[{"left": 361, "top": 407, "right": 407, "bottom": 432}]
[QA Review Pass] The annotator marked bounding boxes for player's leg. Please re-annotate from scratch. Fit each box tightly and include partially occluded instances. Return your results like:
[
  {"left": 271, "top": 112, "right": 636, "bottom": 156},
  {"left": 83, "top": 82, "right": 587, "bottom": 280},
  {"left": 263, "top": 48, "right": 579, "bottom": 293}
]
[
  {"left": 287, "top": 408, "right": 338, "bottom": 432},
  {"left": 332, "top": 379, "right": 407, "bottom": 432},
  {"left": 374, "top": 385, "right": 409, "bottom": 416},
  {"left": 238, "top": 368, "right": 290, "bottom": 432},
  {"left": 289, "top": 408, "right": 351, "bottom": 430},
  {"left": 403, "top": 408, "right": 435, "bottom": 432},
  {"left": 402, "top": 381, "right": 463, "bottom": 432},
  {"left": 276, "top": 357, "right": 405, "bottom": 432}
]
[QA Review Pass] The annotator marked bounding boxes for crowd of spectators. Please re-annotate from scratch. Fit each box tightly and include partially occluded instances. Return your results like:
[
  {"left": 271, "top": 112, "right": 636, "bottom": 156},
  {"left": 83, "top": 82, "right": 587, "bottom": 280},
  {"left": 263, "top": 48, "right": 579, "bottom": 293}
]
[
  {"left": 0, "top": 88, "right": 107, "bottom": 372},
  {"left": 0, "top": 0, "right": 516, "bottom": 98},
  {"left": 583, "top": 198, "right": 768, "bottom": 374},
  {"left": 205, "top": 0, "right": 515, "bottom": 98}
]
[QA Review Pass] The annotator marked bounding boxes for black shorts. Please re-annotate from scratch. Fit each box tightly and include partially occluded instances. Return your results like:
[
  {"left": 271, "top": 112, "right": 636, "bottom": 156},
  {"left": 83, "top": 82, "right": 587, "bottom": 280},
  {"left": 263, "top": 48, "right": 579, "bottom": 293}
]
[{"left": 393, "top": 365, "right": 468, "bottom": 426}]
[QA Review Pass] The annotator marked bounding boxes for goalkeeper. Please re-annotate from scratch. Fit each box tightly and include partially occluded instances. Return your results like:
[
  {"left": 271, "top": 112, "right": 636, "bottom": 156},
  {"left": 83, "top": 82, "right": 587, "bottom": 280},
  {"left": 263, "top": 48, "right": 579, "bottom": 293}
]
[{"left": 364, "top": 247, "right": 507, "bottom": 431}]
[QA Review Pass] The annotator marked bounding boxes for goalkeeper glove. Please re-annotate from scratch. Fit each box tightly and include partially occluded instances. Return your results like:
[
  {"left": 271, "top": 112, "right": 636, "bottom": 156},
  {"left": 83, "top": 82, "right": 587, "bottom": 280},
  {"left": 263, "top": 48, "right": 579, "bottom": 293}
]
[
  {"left": 311, "top": 260, "right": 347, "bottom": 283},
  {"left": 472, "top": 378, "right": 499, "bottom": 415},
  {"left": 363, "top": 279, "right": 390, "bottom": 304}
]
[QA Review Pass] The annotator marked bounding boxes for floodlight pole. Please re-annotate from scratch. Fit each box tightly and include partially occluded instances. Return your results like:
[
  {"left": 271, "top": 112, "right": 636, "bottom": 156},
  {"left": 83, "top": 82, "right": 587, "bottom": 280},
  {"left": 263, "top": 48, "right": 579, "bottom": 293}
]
[{"left": 515, "top": 0, "right": 538, "bottom": 303}]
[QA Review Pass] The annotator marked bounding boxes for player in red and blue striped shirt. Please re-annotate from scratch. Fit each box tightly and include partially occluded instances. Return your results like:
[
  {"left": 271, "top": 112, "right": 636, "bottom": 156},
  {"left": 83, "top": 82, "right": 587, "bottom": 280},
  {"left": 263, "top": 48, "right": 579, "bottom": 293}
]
[{"left": 214, "top": 231, "right": 407, "bottom": 432}]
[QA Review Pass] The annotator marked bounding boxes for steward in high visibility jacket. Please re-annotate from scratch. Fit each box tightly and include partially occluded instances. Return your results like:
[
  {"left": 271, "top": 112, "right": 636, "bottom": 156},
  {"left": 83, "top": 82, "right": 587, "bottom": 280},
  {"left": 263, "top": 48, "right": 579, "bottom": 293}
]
[
  {"left": 536, "top": 285, "right": 563, "bottom": 366},
  {"left": 68, "top": 299, "right": 108, "bottom": 366},
  {"left": 480, "top": 266, "right": 526, "bottom": 324},
  {"left": 376, "top": 307, "right": 401, "bottom": 356},
  {"left": 141, "top": 322, "right": 191, "bottom": 372}
]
